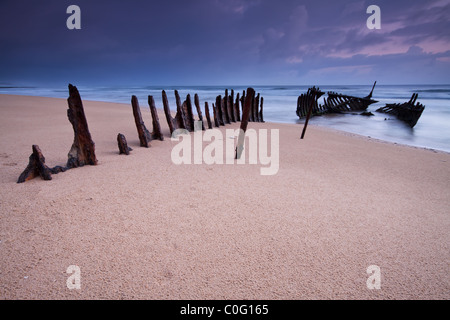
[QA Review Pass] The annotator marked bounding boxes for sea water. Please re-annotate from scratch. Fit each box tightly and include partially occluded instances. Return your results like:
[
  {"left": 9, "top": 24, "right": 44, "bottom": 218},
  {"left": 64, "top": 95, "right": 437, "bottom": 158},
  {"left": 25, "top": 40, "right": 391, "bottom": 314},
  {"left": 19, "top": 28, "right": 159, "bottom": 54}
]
[{"left": 1, "top": 84, "right": 449, "bottom": 153}]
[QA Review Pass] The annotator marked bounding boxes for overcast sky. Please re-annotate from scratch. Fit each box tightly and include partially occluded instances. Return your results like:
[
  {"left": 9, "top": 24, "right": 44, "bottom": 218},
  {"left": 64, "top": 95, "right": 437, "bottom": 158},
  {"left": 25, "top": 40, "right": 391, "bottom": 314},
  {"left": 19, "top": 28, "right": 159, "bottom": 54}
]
[{"left": 0, "top": 0, "right": 449, "bottom": 86}]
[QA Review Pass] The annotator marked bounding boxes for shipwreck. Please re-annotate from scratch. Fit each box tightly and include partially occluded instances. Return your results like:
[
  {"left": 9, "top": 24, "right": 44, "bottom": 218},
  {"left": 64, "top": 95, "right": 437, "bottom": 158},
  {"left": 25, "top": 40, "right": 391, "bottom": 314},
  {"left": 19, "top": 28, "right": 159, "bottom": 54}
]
[
  {"left": 376, "top": 93, "right": 425, "bottom": 128},
  {"left": 297, "top": 82, "right": 378, "bottom": 119}
]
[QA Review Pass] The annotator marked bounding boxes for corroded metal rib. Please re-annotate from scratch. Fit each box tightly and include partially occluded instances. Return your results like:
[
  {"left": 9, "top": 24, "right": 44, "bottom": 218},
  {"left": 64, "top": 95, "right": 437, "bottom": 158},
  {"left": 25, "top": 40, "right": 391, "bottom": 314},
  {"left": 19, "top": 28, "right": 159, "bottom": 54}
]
[
  {"left": 296, "top": 82, "right": 378, "bottom": 119},
  {"left": 296, "top": 87, "right": 326, "bottom": 118},
  {"left": 376, "top": 93, "right": 425, "bottom": 128},
  {"left": 323, "top": 81, "right": 378, "bottom": 113},
  {"left": 301, "top": 87, "right": 325, "bottom": 139}
]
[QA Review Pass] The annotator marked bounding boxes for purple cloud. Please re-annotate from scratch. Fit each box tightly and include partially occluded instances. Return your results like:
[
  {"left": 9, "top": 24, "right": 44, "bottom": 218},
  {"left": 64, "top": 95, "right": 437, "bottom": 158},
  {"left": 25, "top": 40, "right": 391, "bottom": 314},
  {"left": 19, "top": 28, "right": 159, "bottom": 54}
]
[{"left": 0, "top": 0, "right": 448, "bottom": 85}]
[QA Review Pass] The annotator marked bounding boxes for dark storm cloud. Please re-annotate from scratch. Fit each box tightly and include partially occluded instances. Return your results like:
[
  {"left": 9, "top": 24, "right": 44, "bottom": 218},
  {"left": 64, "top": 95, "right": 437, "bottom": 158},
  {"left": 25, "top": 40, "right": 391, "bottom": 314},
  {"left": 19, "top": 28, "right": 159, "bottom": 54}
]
[{"left": 0, "top": 0, "right": 449, "bottom": 85}]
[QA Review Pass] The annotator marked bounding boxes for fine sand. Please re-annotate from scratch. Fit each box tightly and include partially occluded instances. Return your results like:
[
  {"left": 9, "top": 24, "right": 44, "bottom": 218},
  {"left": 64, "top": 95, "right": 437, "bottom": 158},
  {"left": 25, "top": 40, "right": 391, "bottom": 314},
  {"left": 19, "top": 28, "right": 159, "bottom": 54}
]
[{"left": 0, "top": 93, "right": 449, "bottom": 300}]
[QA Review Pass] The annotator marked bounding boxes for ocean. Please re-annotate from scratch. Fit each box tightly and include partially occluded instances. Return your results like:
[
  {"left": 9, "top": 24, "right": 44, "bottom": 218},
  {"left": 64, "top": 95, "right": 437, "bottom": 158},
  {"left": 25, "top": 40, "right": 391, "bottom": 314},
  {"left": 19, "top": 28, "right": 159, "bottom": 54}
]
[{"left": 1, "top": 84, "right": 449, "bottom": 153}]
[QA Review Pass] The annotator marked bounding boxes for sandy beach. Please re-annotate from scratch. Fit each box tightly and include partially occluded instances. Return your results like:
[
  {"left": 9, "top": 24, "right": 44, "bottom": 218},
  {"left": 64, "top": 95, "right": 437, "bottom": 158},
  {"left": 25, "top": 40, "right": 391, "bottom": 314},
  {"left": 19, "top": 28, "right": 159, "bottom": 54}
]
[{"left": 0, "top": 93, "right": 449, "bottom": 300}]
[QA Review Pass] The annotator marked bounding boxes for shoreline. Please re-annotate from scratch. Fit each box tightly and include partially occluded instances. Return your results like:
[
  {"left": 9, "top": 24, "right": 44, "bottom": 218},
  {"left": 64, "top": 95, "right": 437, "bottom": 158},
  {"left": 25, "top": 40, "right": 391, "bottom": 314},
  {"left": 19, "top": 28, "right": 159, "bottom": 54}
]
[
  {"left": 307, "top": 123, "right": 450, "bottom": 155},
  {"left": 1, "top": 93, "right": 448, "bottom": 156},
  {"left": 1, "top": 94, "right": 449, "bottom": 300}
]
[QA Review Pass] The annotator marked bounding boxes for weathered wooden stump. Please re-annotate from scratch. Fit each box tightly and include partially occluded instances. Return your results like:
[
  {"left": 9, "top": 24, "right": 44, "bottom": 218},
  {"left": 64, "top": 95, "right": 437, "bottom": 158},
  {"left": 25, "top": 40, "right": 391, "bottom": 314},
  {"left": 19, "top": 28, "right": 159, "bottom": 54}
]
[
  {"left": 249, "top": 93, "right": 255, "bottom": 122},
  {"left": 216, "top": 95, "right": 224, "bottom": 126},
  {"left": 259, "top": 97, "right": 265, "bottom": 123},
  {"left": 183, "top": 94, "right": 196, "bottom": 132},
  {"left": 174, "top": 90, "right": 188, "bottom": 130},
  {"left": 162, "top": 90, "right": 177, "bottom": 135},
  {"left": 66, "top": 84, "right": 98, "bottom": 168},
  {"left": 236, "top": 88, "right": 255, "bottom": 160},
  {"left": 240, "top": 91, "right": 246, "bottom": 121},
  {"left": 223, "top": 90, "right": 231, "bottom": 124},
  {"left": 204, "top": 102, "right": 213, "bottom": 130},
  {"left": 131, "top": 95, "right": 151, "bottom": 148},
  {"left": 17, "top": 145, "right": 53, "bottom": 183},
  {"left": 181, "top": 101, "right": 192, "bottom": 132},
  {"left": 194, "top": 94, "right": 206, "bottom": 131},
  {"left": 117, "top": 133, "right": 132, "bottom": 155},
  {"left": 254, "top": 93, "right": 260, "bottom": 122},
  {"left": 235, "top": 92, "right": 241, "bottom": 122},
  {"left": 148, "top": 95, "right": 164, "bottom": 141},
  {"left": 212, "top": 103, "right": 220, "bottom": 127},
  {"left": 229, "top": 90, "right": 236, "bottom": 122}
]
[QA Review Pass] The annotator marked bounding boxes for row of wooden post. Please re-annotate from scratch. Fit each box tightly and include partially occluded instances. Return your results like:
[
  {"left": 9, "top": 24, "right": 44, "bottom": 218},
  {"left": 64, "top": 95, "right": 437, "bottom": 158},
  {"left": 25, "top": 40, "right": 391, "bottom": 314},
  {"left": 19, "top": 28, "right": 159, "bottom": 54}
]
[
  {"left": 127, "top": 88, "right": 265, "bottom": 150},
  {"left": 18, "top": 85, "right": 264, "bottom": 183},
  {"left": 162, "top": 88, "right": 264, "bottom": 136}
]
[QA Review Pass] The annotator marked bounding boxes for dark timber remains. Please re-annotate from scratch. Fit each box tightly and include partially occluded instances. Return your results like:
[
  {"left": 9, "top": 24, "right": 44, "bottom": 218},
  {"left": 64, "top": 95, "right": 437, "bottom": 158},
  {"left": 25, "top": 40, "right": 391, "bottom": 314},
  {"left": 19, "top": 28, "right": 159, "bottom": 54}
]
[
  {"left": 300, "top": 87, "right": 325, "bottom": 139},
  {"left": 297, "top": 81, "right": 378, "bottom": 119},
  {"left": 131, "top": 95, "right": 152, "bottom": 148},
  {"left": 296, "top": 81, "right": 426, "bottom": 135},
  {"left": 376, "top": 93, "right": 425, "bottom": 128},
  {"left": 18, "top": 84, "right": 97, "bottom": 183},
  {"left": 324, "top": 81, "right": 378, "bottom": 113},
  {"left": 17, "top": 145, "right": 54, "bottom": 183},
  {"left": 236, "top": 88, "right": 256, "bottom": 160},
  {"left": 18, "top": 86, "right": 265, "bottom": 183},
  {"left": 66, "top": 84, "right": 98, "bottom": 168},
  {"left": 148, "top": 95, "right": 164, "bottom": 141},
  {"left": 117, "top": 133, "right": 132, "bottom": 155}
]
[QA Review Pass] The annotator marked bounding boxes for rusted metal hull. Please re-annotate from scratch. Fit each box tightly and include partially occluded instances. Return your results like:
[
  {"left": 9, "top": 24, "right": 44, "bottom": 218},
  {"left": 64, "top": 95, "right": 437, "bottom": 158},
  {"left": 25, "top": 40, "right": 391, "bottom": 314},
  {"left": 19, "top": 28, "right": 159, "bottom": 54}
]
[
  {"left": 296, "top": 87, "right": 326, "bottom": 118},
  {"left": 296, "top": 82, "right": 378, "bottom": 119},
  {"left": 323, "top": 94, "right": 377, "bottom": 113},
  {"left": 376, "top": 93, "right": 425, "bottom": 128}
]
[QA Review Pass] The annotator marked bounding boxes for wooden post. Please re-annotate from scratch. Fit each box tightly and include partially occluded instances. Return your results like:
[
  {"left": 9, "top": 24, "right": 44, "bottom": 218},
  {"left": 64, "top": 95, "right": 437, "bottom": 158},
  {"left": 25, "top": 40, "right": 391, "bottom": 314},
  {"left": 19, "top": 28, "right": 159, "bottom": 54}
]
[
  {"left": 240, "top": 90, "right": 245, "bottom": 121},
  {"left": 204, "top": 102, "right": 213, "bottom": 129},
  {"left": 259, "top": 97, "right": 264, "bottom": 123},
  {"left": 301, "top": 88, "right": 317, "bottom": 139},
  {"left": 194, "top": 94, "right": 206, "bottom": 131},
  {"left": 254, "top": 93, "right": 260, "bottom": 122},
  {"left": 67, "top": 84, "right": 98, "bottom": 168},
  {"left": 212, "top": 103, "right": 220, "bottom": 127},
  {"left": 17, "top": 145, "right": 53, "bottom": 183},
  {"left": 117, "top": 133, "right": 132, "bottom": 155},
  {"left": 249, "top": 93, "right": 255, "bottom": 122},
  {"left": 148, "top": 95, "right": 164, "bottom": 141},
  {"left": 235, "top": 88, "right": 255, "bottom": 160},
  {"left": 229, "top": 89, "right": 236, "bottom": 122},
  {"left": 223, "top": 90, "right": 231, "bottom": 124},
  {"left": 184, "top": 94, "right": 195, "bottom": 132},
  {"left": 131, "top": 95, "right": 152, "bottom": 148},
  {"left": 174, "top": 90, "right": 188, "bottom": 130},
  {"left": 235, "top": 92, "right": 241, "bottom": 122},
  {"left": 162, "top": 90, "right": 176, "bottom": 135},
  {"left": 216, "top": 95, "right": 224, "bottom": 126}
]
